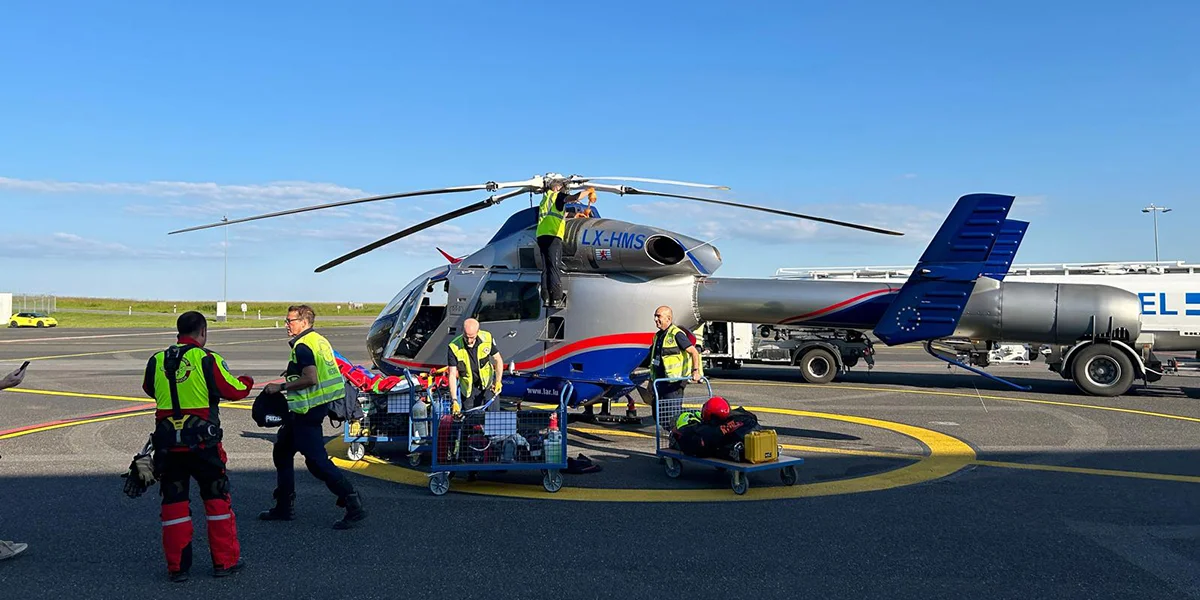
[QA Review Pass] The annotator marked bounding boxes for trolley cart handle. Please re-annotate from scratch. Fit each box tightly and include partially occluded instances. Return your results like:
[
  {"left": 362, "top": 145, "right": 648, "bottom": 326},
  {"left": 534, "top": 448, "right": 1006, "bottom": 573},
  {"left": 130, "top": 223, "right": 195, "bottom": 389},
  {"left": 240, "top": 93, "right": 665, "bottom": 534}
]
[
  {"left": 651, "top": 376, "right": 712, "bottom": 403},
  {"left": 557, "top": 381, "right": 573, "bottom": 411}
]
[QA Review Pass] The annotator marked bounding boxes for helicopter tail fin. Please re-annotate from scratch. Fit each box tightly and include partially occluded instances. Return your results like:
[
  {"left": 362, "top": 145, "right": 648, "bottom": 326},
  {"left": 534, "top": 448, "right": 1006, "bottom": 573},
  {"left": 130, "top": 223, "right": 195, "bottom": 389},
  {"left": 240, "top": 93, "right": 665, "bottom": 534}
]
[
  {"left": 436, "top": 247, "right": 464, "bottom": 264},
  {"left": 872, "top": 194, "right": 1016, "bottom": 345}
]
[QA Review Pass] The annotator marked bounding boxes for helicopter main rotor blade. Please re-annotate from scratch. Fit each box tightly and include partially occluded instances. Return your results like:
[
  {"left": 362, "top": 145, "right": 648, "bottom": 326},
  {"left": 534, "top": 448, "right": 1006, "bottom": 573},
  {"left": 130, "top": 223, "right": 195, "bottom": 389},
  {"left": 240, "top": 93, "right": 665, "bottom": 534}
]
[
  {"left": 313, "top": 187, "right": 528, "bottom": 273},
  {"left": 168, "top": 177, "right": 544, "bottom": 235},
  {"left": 572, "top": 176, "right": 730, "bottom": 190},
  {"left": 586, "top": 183, "right": 904, "bottom": 237}
]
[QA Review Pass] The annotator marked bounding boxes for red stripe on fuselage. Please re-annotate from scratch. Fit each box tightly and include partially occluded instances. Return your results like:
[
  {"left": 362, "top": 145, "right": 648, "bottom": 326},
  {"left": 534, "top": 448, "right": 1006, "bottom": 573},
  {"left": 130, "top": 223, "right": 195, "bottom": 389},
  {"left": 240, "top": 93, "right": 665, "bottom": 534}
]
[
  {"left": 780, "top": 288, "right": 895, "bottom": 324},
  {"left": 384, "top": 332, "right": 656, "bottom": 372}
]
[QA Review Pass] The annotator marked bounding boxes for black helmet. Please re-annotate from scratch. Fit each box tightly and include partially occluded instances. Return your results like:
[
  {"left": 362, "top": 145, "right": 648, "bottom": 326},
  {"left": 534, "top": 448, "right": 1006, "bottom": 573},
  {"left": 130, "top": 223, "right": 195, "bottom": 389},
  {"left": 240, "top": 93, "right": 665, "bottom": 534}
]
[{"left": 252, "top": 390, "right": 289, "bottom": 428}]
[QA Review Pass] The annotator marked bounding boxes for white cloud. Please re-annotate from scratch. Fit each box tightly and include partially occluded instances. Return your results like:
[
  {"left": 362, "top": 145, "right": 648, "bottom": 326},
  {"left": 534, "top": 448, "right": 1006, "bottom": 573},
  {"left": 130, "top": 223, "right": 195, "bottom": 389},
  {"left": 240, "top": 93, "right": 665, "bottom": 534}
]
[
  {"left": 901, "top": 173, "right": 918, "bottom": 179},
  {"left": 0, "top": 176, "right": 372, "bottom": 220},
  {"left": 0, "top": 232, "right": 222, "bottom": 260}
]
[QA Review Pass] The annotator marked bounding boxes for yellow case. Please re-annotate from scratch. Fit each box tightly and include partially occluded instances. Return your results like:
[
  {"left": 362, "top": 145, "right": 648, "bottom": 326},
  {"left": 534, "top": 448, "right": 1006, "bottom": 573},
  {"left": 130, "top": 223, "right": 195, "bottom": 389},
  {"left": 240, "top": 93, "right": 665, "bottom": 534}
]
[{"left": 743, "top": 429, "right": 778, "bottom": 463}]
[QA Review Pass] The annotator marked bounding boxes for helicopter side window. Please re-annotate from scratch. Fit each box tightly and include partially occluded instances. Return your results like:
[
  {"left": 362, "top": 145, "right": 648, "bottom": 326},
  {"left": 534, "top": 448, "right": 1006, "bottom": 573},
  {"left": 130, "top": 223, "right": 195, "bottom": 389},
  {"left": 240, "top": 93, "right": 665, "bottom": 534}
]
[{"left": 472, "top": 280, "right": 541, "bottom": 322}]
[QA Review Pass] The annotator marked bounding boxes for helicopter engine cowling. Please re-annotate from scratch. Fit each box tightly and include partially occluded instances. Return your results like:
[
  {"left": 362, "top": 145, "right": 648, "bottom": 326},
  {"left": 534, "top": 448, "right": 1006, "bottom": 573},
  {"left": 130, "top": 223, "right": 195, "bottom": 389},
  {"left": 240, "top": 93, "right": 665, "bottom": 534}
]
[{"left": 560, "top": 218, "right": 721, "bottom": 276}]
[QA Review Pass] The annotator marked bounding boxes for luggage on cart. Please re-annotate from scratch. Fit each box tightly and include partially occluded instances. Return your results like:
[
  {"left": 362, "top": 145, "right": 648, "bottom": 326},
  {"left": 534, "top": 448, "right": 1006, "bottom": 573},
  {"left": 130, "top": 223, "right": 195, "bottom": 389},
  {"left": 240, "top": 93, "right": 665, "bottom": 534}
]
[
  {"left": 742, "top": 429, "right": 779, "bottom": 464},
  {"left": 654, "top": 377, "right": 802, "bottom": 495}
]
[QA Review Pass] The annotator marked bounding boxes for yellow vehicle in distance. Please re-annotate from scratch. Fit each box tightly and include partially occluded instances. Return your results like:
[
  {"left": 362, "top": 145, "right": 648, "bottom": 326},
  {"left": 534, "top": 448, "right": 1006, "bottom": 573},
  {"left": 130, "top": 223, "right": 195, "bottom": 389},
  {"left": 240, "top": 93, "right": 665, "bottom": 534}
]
[{"left": 8, "top": 312, "right": 58, "bottom": 328}]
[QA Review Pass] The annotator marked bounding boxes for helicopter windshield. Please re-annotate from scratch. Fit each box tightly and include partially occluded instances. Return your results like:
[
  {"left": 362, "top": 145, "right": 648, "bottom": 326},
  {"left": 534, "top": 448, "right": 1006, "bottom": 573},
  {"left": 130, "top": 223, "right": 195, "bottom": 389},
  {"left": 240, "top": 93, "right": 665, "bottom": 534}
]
[{"left": 386, "top": 276, "right": 449, "bottom": 360}]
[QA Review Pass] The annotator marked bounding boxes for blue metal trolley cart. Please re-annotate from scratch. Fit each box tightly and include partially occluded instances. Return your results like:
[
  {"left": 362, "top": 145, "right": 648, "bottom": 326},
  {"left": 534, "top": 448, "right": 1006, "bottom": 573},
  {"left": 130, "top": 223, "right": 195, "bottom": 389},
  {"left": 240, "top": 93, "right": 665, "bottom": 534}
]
[
  {"left": 343, "top": 369, "right": 431, "bottom": 464},
  {"left": 426, "top": 383, "right": 571, "bottom": 496},
  {"left": 653, "top": 377, "right": 803, "bottom": 495}
]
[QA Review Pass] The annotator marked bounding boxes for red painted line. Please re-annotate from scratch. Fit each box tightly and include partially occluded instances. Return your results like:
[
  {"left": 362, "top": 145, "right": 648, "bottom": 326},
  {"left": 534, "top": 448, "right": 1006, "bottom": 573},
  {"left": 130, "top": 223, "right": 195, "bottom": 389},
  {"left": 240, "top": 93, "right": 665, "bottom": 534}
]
[
  {"left": 781, "top": 289, "right": 895, "bottom": 324},
  {"left": 0, "top": 403, "right": 153, "bottom": 437}
]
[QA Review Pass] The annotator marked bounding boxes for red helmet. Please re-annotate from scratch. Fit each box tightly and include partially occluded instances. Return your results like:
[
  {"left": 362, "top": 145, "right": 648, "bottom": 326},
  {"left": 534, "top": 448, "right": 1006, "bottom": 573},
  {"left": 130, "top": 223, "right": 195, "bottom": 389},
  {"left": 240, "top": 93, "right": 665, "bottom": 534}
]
[{"left": 701, "top": 396, "right": 730, "bottom": 422}]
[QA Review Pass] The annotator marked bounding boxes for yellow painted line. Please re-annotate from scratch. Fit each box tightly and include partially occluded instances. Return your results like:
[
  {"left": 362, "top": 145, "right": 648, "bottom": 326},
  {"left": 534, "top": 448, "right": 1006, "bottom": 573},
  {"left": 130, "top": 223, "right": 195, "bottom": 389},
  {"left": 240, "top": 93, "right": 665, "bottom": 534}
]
[
  {"left": 973, "top": 460, "right": 1200, "bottom": 484},
  {"left": 718, "top": 380, "right": 1200, "bottom": 424},
  {"left": 783, "top": 444, "right": 919, "bottom": 460},
  {"left": 16, "top": 337, "right": 282, "bottom": 362},
  {"left": 5, "top": 387, "right": 152, "bottom": 403},
  {"left": 0, "top": 411, "right": 153, "bottom": 440},
  {"left": 568, "top": 426, "right": 653, "bottom": 439},
  {"left": 329, "top": 406, "right": 976, "bottom": 502}
]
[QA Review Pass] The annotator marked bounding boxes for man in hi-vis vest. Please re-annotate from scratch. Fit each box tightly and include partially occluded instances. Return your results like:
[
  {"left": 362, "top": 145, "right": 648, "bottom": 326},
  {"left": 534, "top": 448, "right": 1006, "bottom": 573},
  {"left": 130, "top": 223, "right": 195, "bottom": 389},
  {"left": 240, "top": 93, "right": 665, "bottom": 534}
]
[
  {"left": 537, "top": 174, "right": 593, "bottom": 309},
  {"left": 648, "top": 306, "right": 704, "bottom": 426},
  {"left": 259, "top": 305, "right": 367, "bottom": 530},
  {"left": 447, "top": 318, "right": 505, "bottom": 413}
]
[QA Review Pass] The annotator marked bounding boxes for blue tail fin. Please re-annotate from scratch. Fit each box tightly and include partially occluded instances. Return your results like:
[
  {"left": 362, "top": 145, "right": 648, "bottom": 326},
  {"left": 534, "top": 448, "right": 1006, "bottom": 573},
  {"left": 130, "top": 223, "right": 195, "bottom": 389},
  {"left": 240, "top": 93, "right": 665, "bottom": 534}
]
[
  {"left": 873, "top": 194, "right": 1015, "bottom": 345},
  {"left": 980, "top": 219, "right": 1028, "bottom": 281}
]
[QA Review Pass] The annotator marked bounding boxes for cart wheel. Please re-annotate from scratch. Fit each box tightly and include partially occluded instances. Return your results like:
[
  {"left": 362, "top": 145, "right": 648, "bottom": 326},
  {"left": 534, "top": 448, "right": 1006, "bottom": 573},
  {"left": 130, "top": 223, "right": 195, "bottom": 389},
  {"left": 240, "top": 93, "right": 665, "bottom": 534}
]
[
  {"left": 731, "top": 471, "right": 749, "bottom": 495},
  {"left": 781, "top": 465, "right": 798, "bottom": 486},
  {"left": 542, "top": 470, "right": 563, "bottom": 493},
  {"left": 408, "top": 453, "right": 422, "bottom": 468},
  {"left": 429, "top": 473, "right": 450, "bottom": 496},
  {"left": 347, "top": 442, "right": 366, "bottom": 462},
  {"left": 664, "top": 457, "right": 682, "bottom": 479}
]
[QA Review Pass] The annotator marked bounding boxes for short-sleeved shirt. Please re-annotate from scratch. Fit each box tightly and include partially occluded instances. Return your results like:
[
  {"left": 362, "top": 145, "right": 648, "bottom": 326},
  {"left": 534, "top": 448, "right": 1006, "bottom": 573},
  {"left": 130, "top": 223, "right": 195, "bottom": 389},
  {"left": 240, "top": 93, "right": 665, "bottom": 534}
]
[
  {"left": 650, "top": 328, "right": 694, "bottom": 380},
  {"left": 287, "top": 328, "right": 317, "bottom": 379},
  {"left": 448, "top": 338, "right": 500, "bottom": 393}
]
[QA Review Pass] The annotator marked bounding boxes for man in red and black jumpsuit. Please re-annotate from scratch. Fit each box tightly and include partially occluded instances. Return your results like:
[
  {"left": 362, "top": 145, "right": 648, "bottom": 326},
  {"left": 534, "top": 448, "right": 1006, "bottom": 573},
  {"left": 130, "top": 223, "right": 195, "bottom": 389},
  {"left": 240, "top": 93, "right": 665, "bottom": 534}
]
[{"left": 141, "top": 311, "right": 254, "bottom": 583}]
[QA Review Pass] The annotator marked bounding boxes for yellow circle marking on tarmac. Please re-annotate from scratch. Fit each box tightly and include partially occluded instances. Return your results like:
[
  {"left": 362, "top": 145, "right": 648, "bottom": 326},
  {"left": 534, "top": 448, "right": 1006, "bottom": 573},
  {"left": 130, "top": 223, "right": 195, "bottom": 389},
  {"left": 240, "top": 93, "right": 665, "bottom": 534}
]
[
  {"left": 718, "top": 380, "right": 1200, "bottom": 424},
  {"left": 328, "top": 406, "right": 976, "bottom": 502}
]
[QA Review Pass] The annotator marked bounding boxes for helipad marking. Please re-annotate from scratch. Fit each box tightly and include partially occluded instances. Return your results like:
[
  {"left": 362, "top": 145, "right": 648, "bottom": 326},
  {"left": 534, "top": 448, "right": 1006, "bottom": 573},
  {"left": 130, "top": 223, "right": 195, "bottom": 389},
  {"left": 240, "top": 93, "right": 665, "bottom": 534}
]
[
  {"left": 570, "top": 425, "right": 920, "bottom": 460},
  {"left": 329, "top": 406, "right": 976, "bottom": 502},
  {"left": 974, "top": 460, "right": 1200, "bottom": 484},
  {"left": 719, "top": 380, "right": 1200, "bottom": 424}
]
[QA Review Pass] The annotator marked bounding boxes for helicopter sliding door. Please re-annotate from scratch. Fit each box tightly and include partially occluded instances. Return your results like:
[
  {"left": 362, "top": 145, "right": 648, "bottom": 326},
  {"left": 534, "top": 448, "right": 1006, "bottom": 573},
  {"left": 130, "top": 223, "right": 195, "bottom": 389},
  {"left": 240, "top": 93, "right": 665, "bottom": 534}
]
[{"left": 385, "top": 275, "right": 450, "bottom": 361}]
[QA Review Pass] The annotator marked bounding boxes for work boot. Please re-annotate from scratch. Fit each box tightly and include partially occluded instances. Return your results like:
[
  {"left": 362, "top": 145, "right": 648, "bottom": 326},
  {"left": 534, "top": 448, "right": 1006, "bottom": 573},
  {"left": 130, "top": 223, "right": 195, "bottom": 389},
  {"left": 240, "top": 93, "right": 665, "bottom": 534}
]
[
  {"left": 333, "top": 492, "right": 367, "bottom": 530},
  {"left": 258, "top": 490, "right": 295, "bottom": 521},
  {"left": 0, "top": 540, "right": 28, "bottom": 561},
  {"left": 213, "top": 559, "right": 246, "bottom": 578}
]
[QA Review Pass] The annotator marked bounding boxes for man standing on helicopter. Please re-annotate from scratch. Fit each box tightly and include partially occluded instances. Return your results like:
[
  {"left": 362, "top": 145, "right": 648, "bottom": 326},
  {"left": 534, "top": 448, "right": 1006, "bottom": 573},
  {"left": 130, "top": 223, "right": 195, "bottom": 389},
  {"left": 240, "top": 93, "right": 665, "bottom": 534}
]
[{"left": 537, "top": 174, "right": 595, "bottom": 309}]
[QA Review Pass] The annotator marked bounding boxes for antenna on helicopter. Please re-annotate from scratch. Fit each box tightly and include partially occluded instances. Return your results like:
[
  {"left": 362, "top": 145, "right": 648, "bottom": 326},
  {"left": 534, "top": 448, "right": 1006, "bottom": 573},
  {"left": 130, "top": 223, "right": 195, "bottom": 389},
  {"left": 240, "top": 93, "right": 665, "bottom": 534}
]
[{"left": 168, "top": 171, "right": 904, "bottom": 271}]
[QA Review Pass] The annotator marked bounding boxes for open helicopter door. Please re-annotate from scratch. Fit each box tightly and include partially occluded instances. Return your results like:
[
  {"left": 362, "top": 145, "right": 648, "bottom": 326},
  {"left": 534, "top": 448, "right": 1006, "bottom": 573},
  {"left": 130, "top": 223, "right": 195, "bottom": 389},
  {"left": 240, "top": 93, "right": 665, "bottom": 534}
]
[{"left": 384, "top": 274, "right": 451, "bottom": 364}]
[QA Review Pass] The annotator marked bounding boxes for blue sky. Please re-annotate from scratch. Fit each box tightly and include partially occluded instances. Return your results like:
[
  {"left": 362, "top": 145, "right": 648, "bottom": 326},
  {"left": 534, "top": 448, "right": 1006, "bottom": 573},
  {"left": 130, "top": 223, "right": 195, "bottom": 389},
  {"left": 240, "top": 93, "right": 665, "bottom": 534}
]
[{"left": 1, "top": 1, "right": 1196, "bottom": 302}]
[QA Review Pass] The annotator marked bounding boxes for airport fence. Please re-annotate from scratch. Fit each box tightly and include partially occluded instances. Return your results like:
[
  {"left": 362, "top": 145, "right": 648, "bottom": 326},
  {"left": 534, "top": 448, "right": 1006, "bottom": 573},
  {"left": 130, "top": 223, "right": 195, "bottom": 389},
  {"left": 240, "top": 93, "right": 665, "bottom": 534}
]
[{"left": 10, "top": 294, "right": 56, "bottom": 314}]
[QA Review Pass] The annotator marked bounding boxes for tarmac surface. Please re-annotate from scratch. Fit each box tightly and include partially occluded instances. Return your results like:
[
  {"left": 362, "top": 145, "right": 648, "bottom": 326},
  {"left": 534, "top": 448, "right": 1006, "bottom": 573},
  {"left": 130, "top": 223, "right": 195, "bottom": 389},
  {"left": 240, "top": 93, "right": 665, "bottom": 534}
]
[{"left": 1, "top": 326, "right": 1199, "bottom": 598}]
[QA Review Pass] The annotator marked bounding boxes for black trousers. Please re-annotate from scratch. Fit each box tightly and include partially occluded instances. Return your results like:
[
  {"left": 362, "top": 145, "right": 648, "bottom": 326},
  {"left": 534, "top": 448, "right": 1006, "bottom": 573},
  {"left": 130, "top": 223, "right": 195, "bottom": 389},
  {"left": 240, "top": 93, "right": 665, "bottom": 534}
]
[
  {"left": 537, "top": 235, "right": 564, "bottom": 303},
  {"left": 273, "top": 408, "right": 354, "bottom": 499},
  {"left": 159, "top": 445, "right": 230, "bottom": 505}
]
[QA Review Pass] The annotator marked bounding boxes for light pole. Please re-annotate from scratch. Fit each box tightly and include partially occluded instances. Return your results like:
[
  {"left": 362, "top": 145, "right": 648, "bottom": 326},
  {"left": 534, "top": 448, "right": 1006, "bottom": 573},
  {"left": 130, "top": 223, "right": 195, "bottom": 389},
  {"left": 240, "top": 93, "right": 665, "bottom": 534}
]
[
  {"left": 222, "top": 215, "right": 228, "bottom": 310},
  {"left": 1141, "top": 204, "right": 1172, "bottom": 263}
]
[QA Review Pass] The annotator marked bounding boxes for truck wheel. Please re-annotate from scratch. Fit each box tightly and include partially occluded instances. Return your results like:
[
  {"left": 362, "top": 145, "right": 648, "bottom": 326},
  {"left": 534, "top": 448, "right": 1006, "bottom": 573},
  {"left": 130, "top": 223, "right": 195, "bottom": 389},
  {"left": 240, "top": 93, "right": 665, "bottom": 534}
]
[
  {"left": 1071, "top": 344, "right": 1134, "bottom": 397},
  {"left": 798, "top": 348, "right": 837, "bottom": 384}
]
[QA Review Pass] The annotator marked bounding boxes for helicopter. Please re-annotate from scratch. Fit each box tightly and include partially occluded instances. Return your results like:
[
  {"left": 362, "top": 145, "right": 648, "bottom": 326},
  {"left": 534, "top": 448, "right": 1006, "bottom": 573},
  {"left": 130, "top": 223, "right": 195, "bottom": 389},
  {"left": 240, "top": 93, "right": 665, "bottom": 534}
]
[{"left": 172, "top": 173, "right": 1152, "bottom": 400}]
